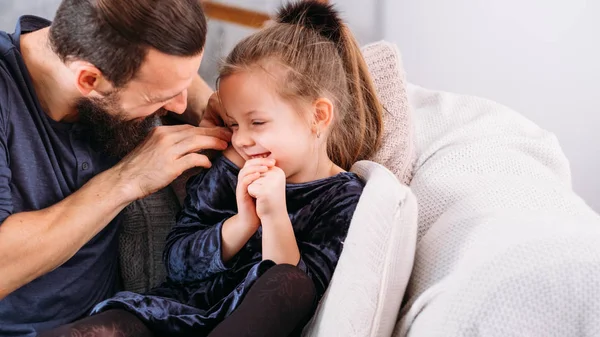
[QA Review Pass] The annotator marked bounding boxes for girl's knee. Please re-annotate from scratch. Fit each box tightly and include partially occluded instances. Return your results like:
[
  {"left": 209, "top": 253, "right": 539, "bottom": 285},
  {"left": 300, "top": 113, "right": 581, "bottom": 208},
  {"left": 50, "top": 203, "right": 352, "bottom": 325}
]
[{"left": 262, "top": 264, "right": 317, "bottom": 309}]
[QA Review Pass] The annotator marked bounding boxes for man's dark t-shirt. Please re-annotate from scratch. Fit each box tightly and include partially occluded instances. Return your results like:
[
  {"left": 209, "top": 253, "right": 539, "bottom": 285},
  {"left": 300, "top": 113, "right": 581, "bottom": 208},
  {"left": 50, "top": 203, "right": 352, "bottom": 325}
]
[{"left": 0, "top": 16, "right": 121, "bottom": 336}]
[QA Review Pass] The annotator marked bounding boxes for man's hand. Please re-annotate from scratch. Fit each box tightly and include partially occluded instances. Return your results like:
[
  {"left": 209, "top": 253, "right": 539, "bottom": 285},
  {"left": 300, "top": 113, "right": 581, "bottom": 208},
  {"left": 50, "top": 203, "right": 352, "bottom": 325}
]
[
  {"left": 173, "top": 74, "right": 225, "bottom": 127},
  {"left": 199, "top": 91, "right": 225, "bottom": 128},
  {"left": 114, "top": 124, "right": 231, "bottom": 201}
]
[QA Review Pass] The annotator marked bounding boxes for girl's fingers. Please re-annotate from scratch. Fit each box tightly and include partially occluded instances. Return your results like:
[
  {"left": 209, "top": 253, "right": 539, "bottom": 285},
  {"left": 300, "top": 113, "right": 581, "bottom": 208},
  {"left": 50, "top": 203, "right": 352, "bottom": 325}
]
[
  {"left": 239, "top": 165, "right": 269, "bottom": 179},
  {"left": 241, "top": 172, "right": 261, "bottom": 188},
  {"left": 242, "top": 158, "right": 275, "bottom": 168}
]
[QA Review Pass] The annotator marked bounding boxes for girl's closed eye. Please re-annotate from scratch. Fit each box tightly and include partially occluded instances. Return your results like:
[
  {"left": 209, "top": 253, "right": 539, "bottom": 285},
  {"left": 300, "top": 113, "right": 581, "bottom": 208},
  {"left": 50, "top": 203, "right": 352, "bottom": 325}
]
[{"left": 251, "top": 120, "right": 266, "bottom": 126}]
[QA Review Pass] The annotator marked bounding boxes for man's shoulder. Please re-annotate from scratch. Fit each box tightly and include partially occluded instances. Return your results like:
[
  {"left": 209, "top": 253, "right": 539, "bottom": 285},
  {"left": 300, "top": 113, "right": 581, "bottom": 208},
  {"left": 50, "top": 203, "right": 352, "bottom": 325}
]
[
  {"left": 0, "top": 50, "right": 19, "bottom": 131},
  {"left": 0, "top": 27, "right": 19, "bottom": 90},
  {"left": 0, "top": 37, "right": 34, "bottom": 133},
  {"left": 0, "top": 28, "right": 15, "bottom": 54},
  {"left": 0, "top": 28, "right": 19, "bottom": 77},
  {"left": 0, "top": 58, "right": 14, "bottom": 131},
  {"left": 0, "top": 49, "right": 16, "bottom": 83}
]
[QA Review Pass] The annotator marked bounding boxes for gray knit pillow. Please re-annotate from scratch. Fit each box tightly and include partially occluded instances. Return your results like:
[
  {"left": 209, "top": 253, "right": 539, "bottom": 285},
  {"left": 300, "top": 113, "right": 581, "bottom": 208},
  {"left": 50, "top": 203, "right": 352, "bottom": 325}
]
[
  {"left": 118, "top": 187, "right": 180, "bottom": 293},
  {"left": 362, "top": 41, "right": 415, "bottom": 185}
]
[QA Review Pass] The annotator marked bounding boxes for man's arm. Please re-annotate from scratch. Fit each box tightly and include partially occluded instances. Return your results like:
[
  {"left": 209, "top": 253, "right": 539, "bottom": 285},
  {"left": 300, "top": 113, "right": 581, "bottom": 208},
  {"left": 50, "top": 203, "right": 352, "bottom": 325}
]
[
  {"left": 0, "top": 169, "right": 131, "bottom": 299},
  {"left": 0, "top": 124, "right": 230, "bottom": 300}
]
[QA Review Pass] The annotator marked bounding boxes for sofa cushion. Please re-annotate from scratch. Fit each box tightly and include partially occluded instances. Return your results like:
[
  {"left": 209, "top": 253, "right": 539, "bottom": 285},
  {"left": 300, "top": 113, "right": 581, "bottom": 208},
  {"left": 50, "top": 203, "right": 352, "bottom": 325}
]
[{"left": 302, "top": 160, "right": 418, "bottom": 337}]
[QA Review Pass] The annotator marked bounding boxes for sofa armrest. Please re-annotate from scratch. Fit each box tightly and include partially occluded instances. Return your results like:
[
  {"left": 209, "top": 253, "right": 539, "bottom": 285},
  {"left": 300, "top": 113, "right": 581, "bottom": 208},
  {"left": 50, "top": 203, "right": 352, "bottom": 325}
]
[
  {"left": 396, "top": 84, "right": 600, "bottom": 336},
  {"left": 304, "top": 160, "right": 418, "bottom": 337}
]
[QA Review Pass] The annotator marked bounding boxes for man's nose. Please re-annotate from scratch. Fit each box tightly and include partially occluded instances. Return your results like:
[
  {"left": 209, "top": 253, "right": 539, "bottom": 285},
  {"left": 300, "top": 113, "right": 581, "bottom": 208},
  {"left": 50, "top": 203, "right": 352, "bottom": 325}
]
[{"left": 163, "top": 90, "right": 188, "bottom": 114}]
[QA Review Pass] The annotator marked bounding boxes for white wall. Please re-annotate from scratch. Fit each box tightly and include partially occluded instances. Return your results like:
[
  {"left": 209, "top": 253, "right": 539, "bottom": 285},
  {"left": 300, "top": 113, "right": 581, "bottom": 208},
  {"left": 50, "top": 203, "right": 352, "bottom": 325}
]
[
  {"left": 198, "top": 0, "right": 381, "bottom": 86},
  {"left": 0, "top": 0, "right": 61, "bottom": 29},
  {"left": 382, "top": 0, "right": 600, "bottom": 212}
]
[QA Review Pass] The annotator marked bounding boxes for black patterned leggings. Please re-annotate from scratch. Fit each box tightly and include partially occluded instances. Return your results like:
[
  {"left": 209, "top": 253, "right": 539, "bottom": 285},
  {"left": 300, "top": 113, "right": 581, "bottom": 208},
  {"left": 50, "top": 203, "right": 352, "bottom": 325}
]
[{"left": 39, "top": 264, "right": 317, "bottom": 337}]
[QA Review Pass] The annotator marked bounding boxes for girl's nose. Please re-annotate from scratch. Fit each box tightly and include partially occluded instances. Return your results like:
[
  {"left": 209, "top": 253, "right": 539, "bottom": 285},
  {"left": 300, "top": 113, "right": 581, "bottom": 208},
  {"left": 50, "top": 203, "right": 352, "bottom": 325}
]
[{"left": 232, "top": 129, "right": 254, "bottom": 148}]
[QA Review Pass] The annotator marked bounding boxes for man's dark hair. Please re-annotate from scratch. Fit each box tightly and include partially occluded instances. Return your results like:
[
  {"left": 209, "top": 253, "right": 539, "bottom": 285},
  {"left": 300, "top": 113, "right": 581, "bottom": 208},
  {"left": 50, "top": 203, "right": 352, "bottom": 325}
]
[{"left": 49, "top": 0, "right": 207, "bottom": 87}]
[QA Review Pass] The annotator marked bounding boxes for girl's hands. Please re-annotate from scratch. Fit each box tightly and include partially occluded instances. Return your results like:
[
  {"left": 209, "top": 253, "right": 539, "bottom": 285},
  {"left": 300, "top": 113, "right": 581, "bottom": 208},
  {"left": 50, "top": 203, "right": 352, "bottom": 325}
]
[
  {"left": 236, "top": 158, "right": 276, "bottom": 229},
  {"left": 247, "top": 165, "right": 287, "bottom": 220}
]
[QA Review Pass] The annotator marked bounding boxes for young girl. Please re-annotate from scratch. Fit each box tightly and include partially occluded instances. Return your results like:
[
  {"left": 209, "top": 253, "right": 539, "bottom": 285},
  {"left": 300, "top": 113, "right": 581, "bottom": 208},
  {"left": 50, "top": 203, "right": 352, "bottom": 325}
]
[{"left": 40, "top": 1, "right": 384, "bottom": 336}]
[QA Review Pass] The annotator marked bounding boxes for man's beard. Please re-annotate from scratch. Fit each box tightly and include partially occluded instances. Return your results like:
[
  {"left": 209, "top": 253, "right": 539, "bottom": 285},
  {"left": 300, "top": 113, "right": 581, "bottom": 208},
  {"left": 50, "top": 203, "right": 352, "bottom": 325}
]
[{"left": 75, "top": 94, "right": 167, "bottom": 159}]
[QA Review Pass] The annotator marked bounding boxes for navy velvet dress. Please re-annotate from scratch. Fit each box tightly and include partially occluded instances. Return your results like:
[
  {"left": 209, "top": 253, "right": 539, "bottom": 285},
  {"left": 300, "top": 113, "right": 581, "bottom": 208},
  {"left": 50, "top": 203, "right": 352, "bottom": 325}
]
[{"left": 92, "top": 154, "right": 365, "bottom": 336}]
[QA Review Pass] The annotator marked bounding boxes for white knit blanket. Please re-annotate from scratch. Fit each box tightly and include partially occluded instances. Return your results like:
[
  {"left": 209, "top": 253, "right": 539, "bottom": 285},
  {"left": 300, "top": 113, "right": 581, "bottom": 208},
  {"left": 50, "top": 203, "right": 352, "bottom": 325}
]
[{"left": 395, "top": 84, "right": 600, "bottom": 337}]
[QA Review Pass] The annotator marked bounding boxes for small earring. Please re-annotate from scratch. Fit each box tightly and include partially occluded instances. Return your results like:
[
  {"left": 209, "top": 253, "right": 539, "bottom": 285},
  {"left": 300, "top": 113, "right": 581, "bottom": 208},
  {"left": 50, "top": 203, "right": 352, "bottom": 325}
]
[{"left": 316, "top": 130, "right": 321, "bottom": 138}]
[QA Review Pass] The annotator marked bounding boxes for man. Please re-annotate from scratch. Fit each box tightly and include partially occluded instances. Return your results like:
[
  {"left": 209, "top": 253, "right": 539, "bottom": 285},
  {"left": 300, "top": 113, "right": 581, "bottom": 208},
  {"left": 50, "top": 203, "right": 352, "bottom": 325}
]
[{"left": 0, "top": 0, "right": 230, "bottom": 335}]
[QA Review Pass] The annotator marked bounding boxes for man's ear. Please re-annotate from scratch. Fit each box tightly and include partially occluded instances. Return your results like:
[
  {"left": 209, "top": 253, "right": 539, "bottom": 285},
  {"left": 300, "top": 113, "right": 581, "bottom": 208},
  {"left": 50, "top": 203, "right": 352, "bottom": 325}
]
[
  {"left": 312, "top": 97, "right": 334, "bottom": 133},
  {"left": 68, "top": 60, "right": 113, "bottom": 97}
]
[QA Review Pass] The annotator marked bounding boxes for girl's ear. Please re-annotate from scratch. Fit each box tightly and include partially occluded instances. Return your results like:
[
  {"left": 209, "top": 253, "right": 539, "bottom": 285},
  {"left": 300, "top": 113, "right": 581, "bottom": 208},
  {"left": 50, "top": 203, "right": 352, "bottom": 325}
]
[{"left": 312, "top": 97, "right": 334, "bottom": 134}]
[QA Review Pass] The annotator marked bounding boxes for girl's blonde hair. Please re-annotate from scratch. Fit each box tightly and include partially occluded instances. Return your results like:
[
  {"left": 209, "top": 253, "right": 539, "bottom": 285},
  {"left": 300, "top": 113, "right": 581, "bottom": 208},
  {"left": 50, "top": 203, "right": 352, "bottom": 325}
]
[{"left": 218, "top": 1, "right": 384, "bottom": 170}]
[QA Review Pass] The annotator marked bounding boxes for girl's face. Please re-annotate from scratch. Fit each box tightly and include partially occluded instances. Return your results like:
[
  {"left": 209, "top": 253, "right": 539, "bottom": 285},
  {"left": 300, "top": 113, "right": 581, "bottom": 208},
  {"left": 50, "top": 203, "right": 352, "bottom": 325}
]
[{"left": 218, "top": 69, "right": 320, "bottom": 183}]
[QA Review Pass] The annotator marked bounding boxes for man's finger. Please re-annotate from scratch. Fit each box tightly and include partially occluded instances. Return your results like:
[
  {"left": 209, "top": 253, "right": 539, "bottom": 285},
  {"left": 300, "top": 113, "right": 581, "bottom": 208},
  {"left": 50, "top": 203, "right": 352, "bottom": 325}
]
[
  {"left": 199, "top": 119, "right": 217, "bottom": 128},
  {"left": 165, "top": 125, "right": 232, "bottom": 145},
  {"left": 177, "top": 152, "right": 212, "bottom": 172},
  {"left": 154, "top": 124, "right": 195, "bottom": 133},
  {"left": 185, "top": 127, "right": 232, "bottom": 142},
  {"left": 173, "top": 136, "right": 229, "bottom": 158},
  {"left": 195, "top": 126, "right": 232, "bottom": 142}
]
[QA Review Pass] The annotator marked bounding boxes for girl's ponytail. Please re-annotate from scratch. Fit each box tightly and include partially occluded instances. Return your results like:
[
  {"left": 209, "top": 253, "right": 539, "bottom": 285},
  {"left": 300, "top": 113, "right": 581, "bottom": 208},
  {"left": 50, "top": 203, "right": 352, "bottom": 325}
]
[{"left": 277, "top": 1, "right": 384, "bottom": 168}]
